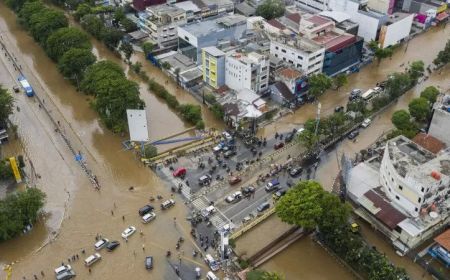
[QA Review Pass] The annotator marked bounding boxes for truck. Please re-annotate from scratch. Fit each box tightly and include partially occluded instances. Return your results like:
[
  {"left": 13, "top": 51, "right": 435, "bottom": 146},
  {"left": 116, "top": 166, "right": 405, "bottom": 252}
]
[{"left": 18, "top": 75, "right": 34, "bottom": 97}]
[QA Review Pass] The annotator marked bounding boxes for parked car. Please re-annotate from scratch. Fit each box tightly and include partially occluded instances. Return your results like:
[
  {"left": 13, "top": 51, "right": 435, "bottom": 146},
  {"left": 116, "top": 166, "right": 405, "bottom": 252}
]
[
  {"left": 242, "top": 186, "right": 256, "bottom": 197},
  {"left": 94, "top": 238, "right": 109, "bottom": 250},
  {"left": 349, "top": 89, "right": 362, "bottom": 101},
  {"left": 142, "top": 212, "right": 156, "bottom": 223},
  {"left": 285, "top": 132, "right": 295, "bottom": 143},
  {"left": 199, "top": 175, "right": 212, "bottom": 186},
  {"left": 212, "top": 144, "right": 223, "bottom": 153},
  {"left": 348, "top": 130, "right": 360, "bottom": 140},
  {"left": 84, "top": 253, "right": 101, "bottom": 267},
  {"left": 225, "top": 191, "right": 242, "bottom": 203},
  {"left": 161, "top": 199, "right": 175, "bottom": 210},
  {"left": 223, "top": 150, "right": 236, "bottom": 158},
  {"left": 121, "top": 226, "right": 136, "bottom": 239},
  {"left": 56, "top": 270, "right": 76, "bottom": 280},
  {"left": 106, "top": 241, "right": 120, "bottom": 251},
  {"left": 54, "top": 265, "right": 72, "bottom": 275},
  {"left": 334, "top": 106, "right": 344, "bottom": 113},
  {"left": 289, "top": 167, "right": 302, "bottom": 177},
  {"left": 138, "top": 205, "right": 154, "bottom": 216},
  {"left": 273, "top": 142, "right": 284, "bottom": 150},
  {"left": 172, "top": 167, "right": 186, "bottom": 177},
  {"left": 206, "top": 271, "right": 219, "bottom": 280},
  {"left": 257, "top": 202, "right": 270, "bottom": 213},
  {"left": 361, "top": 118, "right": 372, "bottom": 128},
  {"left": 265, "top": 179, "right": 280, "bottom": 192},
  {"left": 228, "top": 176, "right": 242, "bottom": 185},
  {"left": 273, "top": 189, "right": 287, "bottom": 200},
  {"left": 145, "top": 256, "right": 154, "bottom": 270}
]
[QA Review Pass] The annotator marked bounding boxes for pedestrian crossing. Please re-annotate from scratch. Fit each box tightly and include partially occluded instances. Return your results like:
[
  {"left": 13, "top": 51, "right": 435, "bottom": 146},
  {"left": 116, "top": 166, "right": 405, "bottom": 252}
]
[
  {"left": 210, "top": 214, "right": 228, "bottom": 230},
  {"left": 191, "top": 196, "right": 210, "bottom": 210}
]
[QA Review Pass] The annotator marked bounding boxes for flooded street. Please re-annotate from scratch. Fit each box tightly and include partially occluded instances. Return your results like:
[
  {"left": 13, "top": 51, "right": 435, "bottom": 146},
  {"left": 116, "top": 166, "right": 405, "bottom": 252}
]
[{"left": 0, "top": 1, "right": 449, "bottom": 278}]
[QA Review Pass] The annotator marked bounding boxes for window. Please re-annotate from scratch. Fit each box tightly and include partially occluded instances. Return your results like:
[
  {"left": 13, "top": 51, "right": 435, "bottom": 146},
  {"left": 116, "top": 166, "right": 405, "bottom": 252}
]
[
  {"left": 261, "top": 84, "right": 266, "bottom": 88},
  {"left": 421, "top": 187, "right": 424, "bottom": 192},
  {"left": 281, "top": 49, "right": 286, "bottom": 53},
  {"left": 275, "top": 46, "right": 279, "bottom": 50},
  {"left": 418, "top": 197, "right": 421, "bottom": 203},
  {"left": 415, "top": 207, "right": 418, "bottom": 212},
  {"left": 288, "top": 60, "right": 293, "bottom": 64},
  {"left": 399, "top": 186, "right": 403, "bottom": 190},
  {"left": 184, "top": 36, "right": 189, "bottom": 41},
  {"left": 297, "top": 55, "right": 303, "bottom": 60},
  {"left": 274, "top": 54, "right": 278, "bottom": 57},
  {"left": 389, "top": 188, "right": 391, "bottom": 192},
  {"left": 391, "top": 177, "right": 394, "bottom": 182},
  {"left": 395, "top": 195, "right": 400, "bottom": 200}
]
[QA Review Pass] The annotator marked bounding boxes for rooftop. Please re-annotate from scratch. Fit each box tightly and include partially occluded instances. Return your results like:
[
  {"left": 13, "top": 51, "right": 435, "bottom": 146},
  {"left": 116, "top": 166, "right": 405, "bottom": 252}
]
[
  {"left": 319, "top": 11, "right": 351, "bottom": 23},
  {"left": 173, "top": 1, "right": 201, "bottom": 13},
  {"left": 387, "top": 135, "right": 450, "bottom": 185},
  {"left": 434, "top": 229, "right": 450, "bottom": 252},
  {"left": 203, "top": 46, "right": 225, "bottom": 57},
  {"left": 386, "top": 12, "right": 413, "bottom": 24},
  {"left": 277, "top": 67, "right": 304, "bottom": 80},
  {"left": 235, "top": 2, "right": 256, "bottom": 16},
  {"left": 286, "top": 13, "right": 301, "bottom": 24},
  {"left": 312, "top": 31, "right": 356, "bottom": 52},
  {"left": 180, "top": 14, "right": 247, "bottom": 37},
  {"left": 267, "top": 19, "right": 286, "bottom": 30},
  {"left": 226, "top": 50, "right": 267, "bottom": 65},
  {"left": 412, "top": 133, "right": 446, "bottom": 154},
  {"left": 271, "top": 35, "right": 324, "bottom": 53},
  {"left": 273, "top": 82, "right": 295, "bottom": 101},
  {"left": 306, "top": 15, "right": 333, "bottom": 26},
  {"left": 146, "top": 4, "right": 185, "bottom": 17}
]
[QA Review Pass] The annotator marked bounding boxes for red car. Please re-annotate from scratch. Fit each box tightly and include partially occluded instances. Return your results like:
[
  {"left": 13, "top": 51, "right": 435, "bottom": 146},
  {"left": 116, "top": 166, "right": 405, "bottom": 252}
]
[
  {"left": 274, "top": 142, "right": 285, "bottom": 150},
  {"left": 228, "top": 176, "right": 242, "bottom": 185},
  {"left": 173, "top": 167, "right": 186, "bottom": 177}
]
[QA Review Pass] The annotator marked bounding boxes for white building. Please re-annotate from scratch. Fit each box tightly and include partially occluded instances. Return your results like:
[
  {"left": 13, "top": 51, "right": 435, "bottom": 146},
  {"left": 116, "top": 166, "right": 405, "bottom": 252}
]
[
  {"left": 380, "top": 136, "right": 450, "bottom": 218},
  {"left": 429, "top": 94, "right": 450, "bottom": 148},
  {"left": 270, "top": 36, "right": 325, "bottom": 75},
  {"left": 139, "top": 4, "right": 187, "bottom": 47},
  {"left": 225, "top": 51, "right": 269, "bottom": 93},
  {"left": 378, "top": 12, "right": 414, "bottom": 48}
]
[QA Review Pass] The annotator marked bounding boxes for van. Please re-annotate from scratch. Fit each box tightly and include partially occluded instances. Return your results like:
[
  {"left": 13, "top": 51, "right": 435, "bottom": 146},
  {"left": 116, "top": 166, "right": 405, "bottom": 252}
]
[
  {"left": 55, "top": 270, "right": 76, "bottom": 280},
  {"left": 204, "top": 254, "right": 220, "bottom": 271},
  {"left": 206, "top": 271, "right": 219, "bottom": 280},
  {"left": 161, "top": 199, "right": 175, "bottom": 210},
  {"left": 84, "top": 253, "right": 101, "bottom": 267},
  {"left": 201, "top": 206, "right": 215, "bottom": 217},
  {"left": 138, "top": 204, "right": 154, "bottom": 216},
  {"left": 199, "top": 175, "right": 212, "bottom": 186},
  {"left": 54, "top": 265, "right": 72, "bottom": 275}
]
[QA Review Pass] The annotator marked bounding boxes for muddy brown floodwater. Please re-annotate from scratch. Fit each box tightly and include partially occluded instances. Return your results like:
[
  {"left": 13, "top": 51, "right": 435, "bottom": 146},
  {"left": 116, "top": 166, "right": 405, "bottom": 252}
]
[{"left": 0, "top": 1, "right": 449, "bottom": 278}]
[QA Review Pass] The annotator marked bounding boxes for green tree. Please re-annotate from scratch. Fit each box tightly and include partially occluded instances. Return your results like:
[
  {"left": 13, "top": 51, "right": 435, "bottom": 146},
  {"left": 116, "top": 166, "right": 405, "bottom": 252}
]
[
  {"left": 0, "top": 160, "right": 14, "bottom": 180},
  {"left": 420, "top": 86, "right": 440, "bottom": 103},
  {"left": 114, "top": 7, "right": 126, "bottom": 22},
  {"left": 384, "top": 72, "right": 411, "bottom": 100},
  {"left": 276, "top": 181, "right": 324, "bottom": 229},
  {"left": 142, "top": 42, "right": 155, "bottom": 57},
  {"left": 408, "top": 97, "right": 430, "bottom": 122},
  {"left": 29, "top": 8, "right": 68, "bottom": 43},
  {"left": 102, "top": 28, "right": 123, "bottom": 50},
  {"left": 346, "top": 100, "right": 367, "bottom": 115},
  {"left": 333, "top": 73, "right": 348, "bottom": 91},
  {"left": 143, "top": 144, "right": 157, "bottom": 158},
  {"left": 80, "top": 14, "right": 105, "bottom": 39},
  {"left": 119, "top": 41, "right": 134, "bottom": 61},
  {"left": 433, "top": 39, "right": 450, "bottom": 66},
  {"left": 93, "top": 78, "right": 145, "bottom": 132},
  {"left": 120, "top": 17, "right": 138, "bottom": 33},
  {"left": 5, "top": 0, "right": 28, "bottom": 11},
  {"left": 369, "top": 41, "right": 395, "bottom": 66},
  {"left": 391, "top": 110, "right": 412, "bottom": 131},
  {"left": 178, "top": 104, "right": 202, "bottom": 124},
  {"left": 74, "top": 3, "right": 92, "bottom": 21},
  {"left": 255, "top": 0, "right": 285, "bottom": 20},
  {"left": 18, "top": 1, "right": 46, "bottom": 28},
  {"left": 161, "top": 61, "right": 171, "bottom": 70},
  {"left": 297, "top": 129, "right": 318, "bottom": 152},
  {"left": 0, "top": 86, "right": 14, "bottom": 125},
  {"left": 0, "top": 188, "right": 46, "bottom": 241},
  {"left": 80, "top": 60, "right": 125, "bottom": 96},
  {"left": 58, "top": 48, "right": 97, "bottom": 87},
  {"left": 130, "top": 62, "right": 143, "bottom": 74},
  {"left": 308, "top": 73, "right": 332, "bottom": 97},
  {"left": 408, "top": 60, "right": 424, "bottom": 82},
  {"left": 45, "top": 27, "right": 92, "bottom": 61},
  {"left": 261, "top": 272, "right": 284, "bottom": 280}
]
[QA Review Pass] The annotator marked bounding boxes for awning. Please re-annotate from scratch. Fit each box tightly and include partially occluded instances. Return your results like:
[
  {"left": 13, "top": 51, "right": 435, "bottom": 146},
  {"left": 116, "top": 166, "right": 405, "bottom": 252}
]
[{"left": 436, "top": 12, "right": 449, "bottom": 22}]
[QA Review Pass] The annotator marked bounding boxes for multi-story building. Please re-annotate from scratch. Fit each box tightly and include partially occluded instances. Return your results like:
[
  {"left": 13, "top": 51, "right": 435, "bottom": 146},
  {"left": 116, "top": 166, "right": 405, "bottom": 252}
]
[
  {"left": 138, "top": 4, "right": 187, "bottom": 47},
  {"left": 380, "top": 136, "right": 450, "bottom": 218},
  {"left": 133, "top": 0, "right": 166, "bottom": 11},
  {"left": 293, "top": 0, "right": 329, "bottom": 12},
  {"left": 177, "top": 15, "right": 248, "bottom": 64},
  {"left": 269, "top": 36, "right": 325, "bottom": 75},
  {"left": 428, "top": 94, "right": 450, "bottom": 147},
  {"left": 202, "top": 46, "right": 226, "bottom": 89},
  {"left": 225, "top": 51, "right": 269, "bottom": 93}
]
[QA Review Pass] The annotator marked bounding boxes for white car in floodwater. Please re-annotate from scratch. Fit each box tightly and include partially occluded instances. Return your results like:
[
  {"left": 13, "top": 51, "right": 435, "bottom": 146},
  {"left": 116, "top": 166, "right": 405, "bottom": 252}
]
[{"left": 121, "top": 226, "right": 136, "bottom": 239}]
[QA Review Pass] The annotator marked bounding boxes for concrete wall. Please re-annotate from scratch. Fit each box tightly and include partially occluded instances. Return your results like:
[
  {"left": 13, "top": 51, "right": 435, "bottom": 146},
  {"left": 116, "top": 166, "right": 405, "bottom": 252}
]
[
  {"left": 429, "top": 109, "right": 450, "bottom": 147},
  {"left": 379, "top": 14, "right": 414, "bottom": 48}
]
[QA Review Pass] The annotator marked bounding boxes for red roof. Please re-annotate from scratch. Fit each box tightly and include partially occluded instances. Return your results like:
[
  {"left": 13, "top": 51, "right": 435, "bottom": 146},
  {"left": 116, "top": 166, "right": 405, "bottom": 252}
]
[
  {"left": 277, "top": 67, "right": 304, "bottom": 79},
  {"left": 267, "top": 19, "right": 286, "bottom": 30},
  {"left": 412, "top": 133, "right": 446, "bottom": 154},
  {"left": 364, "top": 189, "right": 406, "bottom": 230},
  {"left": 435, "top": 229, "right": 450, "bottom": 252},
  {"left": 312, "top": 32, "right": 356, "bottom": 52},
  {"left": 286, "top": 13, "right": 301, "bottom": 24},
  {"left": 308, "top": 15, "right": 332, "bottom": 26},
  {"left": 436, "top": 12, "right": 448, "bottom": 21}
]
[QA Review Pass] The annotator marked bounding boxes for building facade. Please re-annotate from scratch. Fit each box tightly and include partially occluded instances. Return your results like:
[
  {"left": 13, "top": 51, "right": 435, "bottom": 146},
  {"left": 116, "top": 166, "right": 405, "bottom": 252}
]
[
  {"left": 202, "top": 46, "right": 226, "bottom": 89},
  {"left": 429, "top": 94, "right": 450, "bottom": 147},
  {"left": 270, "top": 37, "right": 325, "bottom": 75},
  {"left": 139, "top": 4, "right": 187, "bottom": 47},
  {"left": 225, "top": 51, "right": 269, "bottom": 93},
  {"left": 133, "top": 0, "right": 166, "bottom": 11},
  {"left": 177, "top": 15, "right": 248, "bottom": 64}
]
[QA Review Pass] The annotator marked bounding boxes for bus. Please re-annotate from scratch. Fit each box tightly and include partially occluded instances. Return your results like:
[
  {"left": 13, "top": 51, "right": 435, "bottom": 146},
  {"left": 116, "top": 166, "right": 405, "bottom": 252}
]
[{"left": 18, "top": 75, "right": 34, "bottom": 97}]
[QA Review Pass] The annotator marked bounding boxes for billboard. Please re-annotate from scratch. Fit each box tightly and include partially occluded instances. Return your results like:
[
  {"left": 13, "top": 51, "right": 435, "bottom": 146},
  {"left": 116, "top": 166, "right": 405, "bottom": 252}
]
[{"left": 126, "top": 109, "right": 149, "bottom": 142}]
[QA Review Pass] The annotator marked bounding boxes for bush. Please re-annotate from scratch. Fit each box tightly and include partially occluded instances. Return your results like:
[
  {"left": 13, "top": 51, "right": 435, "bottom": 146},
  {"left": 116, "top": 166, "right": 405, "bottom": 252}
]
[
  {"left": 195, "top": 120, "right": 205, "bottom": 130},
  {"left": 0, "top": 160, "right": 14, "bottom": 180},
  {"left": 143, "top": 144, "right": 157, "bottom": 158},
  {"left": 371, "top": 95, "right": 390, "bottom": 111}
]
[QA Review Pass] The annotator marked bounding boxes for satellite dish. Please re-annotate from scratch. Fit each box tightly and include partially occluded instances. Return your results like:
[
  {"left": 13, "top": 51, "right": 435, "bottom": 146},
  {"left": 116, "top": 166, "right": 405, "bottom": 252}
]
[{"left": 429, "top": 211, "right": 439, "bottom": 219}]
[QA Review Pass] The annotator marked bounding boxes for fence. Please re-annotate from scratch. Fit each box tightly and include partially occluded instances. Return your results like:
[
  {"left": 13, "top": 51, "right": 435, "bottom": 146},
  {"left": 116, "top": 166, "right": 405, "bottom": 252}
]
[{"left": 230, "top": 207, "right": 275, "bottom": 240}]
